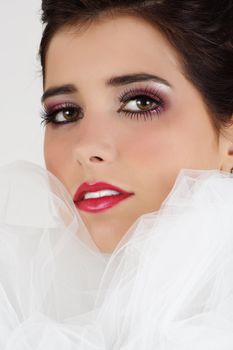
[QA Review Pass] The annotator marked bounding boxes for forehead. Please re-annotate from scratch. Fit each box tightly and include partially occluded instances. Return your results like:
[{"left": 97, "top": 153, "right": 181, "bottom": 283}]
[{"left": 45, "top": 15, "right": 181, "bottom": 87}]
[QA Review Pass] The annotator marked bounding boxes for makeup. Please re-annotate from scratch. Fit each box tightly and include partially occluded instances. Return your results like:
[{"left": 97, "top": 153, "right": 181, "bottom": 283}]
[
  {"left": 73, "top": 182, "right": 134, "bottom": 213},
  {"left": 40, "top": 83, "right": 167, "bottom": 126}
]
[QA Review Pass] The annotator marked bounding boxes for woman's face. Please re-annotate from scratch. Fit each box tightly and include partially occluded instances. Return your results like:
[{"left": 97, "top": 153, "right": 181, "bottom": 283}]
[{"left": 43, "top": 15, "right": 223, "bottom": 252}]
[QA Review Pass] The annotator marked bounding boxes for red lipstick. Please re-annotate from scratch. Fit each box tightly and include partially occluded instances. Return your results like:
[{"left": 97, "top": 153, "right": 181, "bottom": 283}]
[{"left": 73, "top": 182, "right": 134, "bottom": 213}]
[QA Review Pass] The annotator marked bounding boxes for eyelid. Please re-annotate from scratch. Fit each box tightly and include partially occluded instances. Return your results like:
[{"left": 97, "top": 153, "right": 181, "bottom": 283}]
[
  {"left": 40, "top": 101, "right": 83, "bottom": 126},
  {"left": 118, "top": 85, "right": 163, "bottom": 103},
  {"left": 115, "top": 87, "right": 165, "bottom": 123},
  {"left": 43, "top": 101, "right": 79, "bottom": 113},
  {"left": 41, "top": 84, "right": 166, "bottom": 123},
  {"left": 117, "top": 85, "right": 164, "bottom": 111},
  {"left": 43, "top": 84, "right": 164, "bottom": 109}
]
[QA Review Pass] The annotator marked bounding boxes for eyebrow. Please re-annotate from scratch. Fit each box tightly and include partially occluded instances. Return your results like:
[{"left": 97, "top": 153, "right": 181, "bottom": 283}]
[{"left": 41, "top": 73, "right": 172, "bottom": 103}]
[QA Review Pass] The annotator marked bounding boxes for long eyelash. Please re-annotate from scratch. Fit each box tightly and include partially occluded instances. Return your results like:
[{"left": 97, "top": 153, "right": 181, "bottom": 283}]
[
  {"left": 118, "top": 86, "right": 164, "bottom": 121},
  {"left": 40, "top": 108, "right": 52, "bottom": 126},
  {"left": 122, "top": 109, "right": 161, "bottom": 121},
  {"left": 40, "top": 86, "right": 164, "bottom": 126},
  {"left": 40, "top": 103, "right": 81, "bottom": 126},
  {"left": 118, "top": 86, "right": 162, "bottom": 103}
]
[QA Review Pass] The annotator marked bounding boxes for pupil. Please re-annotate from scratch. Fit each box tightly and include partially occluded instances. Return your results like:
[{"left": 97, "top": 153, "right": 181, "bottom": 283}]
[
  {"left": 64, "top": 109, "right": 72, "bottom": 116},
  {"left": 136, "top": 97, "right": 152, "bottom": 110},
  {"left": 63, "top": 108, "right": 77, "bottom": 120}
]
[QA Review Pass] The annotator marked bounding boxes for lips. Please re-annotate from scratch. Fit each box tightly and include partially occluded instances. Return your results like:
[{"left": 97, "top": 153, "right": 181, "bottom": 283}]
[{"left": 73, "top": 181, "right": 134, "bottom": 213}]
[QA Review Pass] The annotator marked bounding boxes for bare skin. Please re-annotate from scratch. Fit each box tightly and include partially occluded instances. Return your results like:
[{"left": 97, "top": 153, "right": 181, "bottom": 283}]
[{"left": 42, "top": 15, "right": 233, "bottom": 252}]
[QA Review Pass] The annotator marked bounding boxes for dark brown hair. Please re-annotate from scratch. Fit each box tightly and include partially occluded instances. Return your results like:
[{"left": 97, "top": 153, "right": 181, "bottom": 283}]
[{"left": 39, "top": 0, "right": 233, "bottom": 129}]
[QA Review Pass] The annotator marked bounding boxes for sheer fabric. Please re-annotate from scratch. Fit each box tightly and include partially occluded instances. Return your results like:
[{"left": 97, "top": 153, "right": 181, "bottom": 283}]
[{"left": 0, "top": 160, "right": 233, "bottom": 349}]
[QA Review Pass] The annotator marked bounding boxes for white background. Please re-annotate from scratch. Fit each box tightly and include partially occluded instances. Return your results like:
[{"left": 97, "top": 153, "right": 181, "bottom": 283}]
[{"left": 0, "top": 1, "right": 45, "bottom": 167}]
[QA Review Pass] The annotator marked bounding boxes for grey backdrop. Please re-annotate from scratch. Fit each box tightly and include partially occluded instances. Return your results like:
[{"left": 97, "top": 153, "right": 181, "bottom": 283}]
[{"left": 0, "top": 1, "right": 45, "bottom": 166}]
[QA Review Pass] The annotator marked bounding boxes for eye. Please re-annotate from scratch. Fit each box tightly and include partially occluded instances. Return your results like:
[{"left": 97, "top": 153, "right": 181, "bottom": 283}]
[
  {"left": 53, "top": 107, "right": 79, "bottom": 123},
  {"left": 40, "top": 103, "right": 82, "bottom": 126},
  {"left": 122, "top": 95, "right": 159, "bottom": 112},
  {"left": 118, "top": 87, "right": 164, "bottom": 121}
]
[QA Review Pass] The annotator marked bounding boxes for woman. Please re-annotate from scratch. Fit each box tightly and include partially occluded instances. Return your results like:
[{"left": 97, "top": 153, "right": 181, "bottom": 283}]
[{"left": 0, "top": 0, "right": 233, "bottom": 348}]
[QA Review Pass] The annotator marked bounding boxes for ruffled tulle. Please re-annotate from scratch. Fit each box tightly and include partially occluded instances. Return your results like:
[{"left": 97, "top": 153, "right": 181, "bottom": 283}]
[{"left": 0, "top": 160, "right": 233, "bottom": 349}]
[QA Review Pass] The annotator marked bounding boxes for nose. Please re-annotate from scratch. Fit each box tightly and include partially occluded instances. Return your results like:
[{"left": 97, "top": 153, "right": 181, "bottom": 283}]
[{"left": 73, "top": 114, "right": 118, "bottom": 167}]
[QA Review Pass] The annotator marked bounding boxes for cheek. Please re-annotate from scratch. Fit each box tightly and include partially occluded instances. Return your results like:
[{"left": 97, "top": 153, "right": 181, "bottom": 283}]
[
  {"left": 123, "top": 125, "right": 171, "bottom": 168},
  {"left": 166, "top": 118, "right": 219, "bottom": 168},
  {"left": 44, "top": 130, "right": 71, "bottom": 177},
  {"left": 120, "top": 126, "right": 175, "bottom": 199},
  {"left": 122, "top": 114, "right": 217, "bottom": 182}
]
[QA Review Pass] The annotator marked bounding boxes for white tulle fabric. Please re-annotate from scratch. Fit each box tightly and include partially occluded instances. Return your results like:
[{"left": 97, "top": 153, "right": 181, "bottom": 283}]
[{"left": 0, "top": 160, "right": 233, "bottom": 349}]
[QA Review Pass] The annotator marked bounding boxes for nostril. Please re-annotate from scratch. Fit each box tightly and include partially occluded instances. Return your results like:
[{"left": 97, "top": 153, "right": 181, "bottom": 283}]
[{"left": 90, "top": 156, "right": 104, "bottom": 162}]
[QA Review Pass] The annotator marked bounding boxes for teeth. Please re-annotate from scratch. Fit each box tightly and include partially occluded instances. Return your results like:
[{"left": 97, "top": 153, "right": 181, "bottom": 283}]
[{"left": 83, "top": 190, "right": 120, "bottom": 200}]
